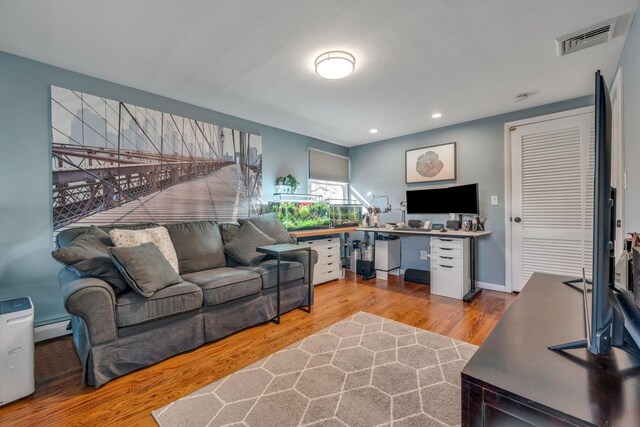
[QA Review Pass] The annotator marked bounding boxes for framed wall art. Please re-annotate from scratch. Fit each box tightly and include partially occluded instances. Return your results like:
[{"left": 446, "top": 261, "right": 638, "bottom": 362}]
[
  {"left": 50, "top": 85, "right": 262, "bottom": 233},
  {"left": 405, "top": 142, "right": 456, "bottom": 183}
]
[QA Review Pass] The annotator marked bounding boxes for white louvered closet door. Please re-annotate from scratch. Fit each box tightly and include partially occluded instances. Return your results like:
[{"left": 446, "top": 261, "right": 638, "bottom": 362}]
[{"left": 511, "top": 112, "right": 594, "bottom": 292}]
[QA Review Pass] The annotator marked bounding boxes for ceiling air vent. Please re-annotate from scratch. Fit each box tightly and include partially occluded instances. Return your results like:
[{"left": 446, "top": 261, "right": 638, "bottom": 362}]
[{"left": 557, "top": 19, "right": 616, "bottom": 56}]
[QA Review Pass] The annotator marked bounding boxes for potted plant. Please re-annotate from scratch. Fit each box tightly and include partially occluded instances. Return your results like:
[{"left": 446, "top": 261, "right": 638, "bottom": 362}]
[
  {"left": 275, "top": 176, "right": 288, "bottom": 193},
  {"left": 284, "top": 174, "right": 299, "bottom": 193}
]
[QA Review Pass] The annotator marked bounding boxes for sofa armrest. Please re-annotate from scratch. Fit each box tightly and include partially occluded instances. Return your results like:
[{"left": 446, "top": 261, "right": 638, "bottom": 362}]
[
  {"left": 281, "top": 250, "right": 318, "bottom": 286},
  {"left": 59, "top": 269, "right": 118, "bottom": 345}
]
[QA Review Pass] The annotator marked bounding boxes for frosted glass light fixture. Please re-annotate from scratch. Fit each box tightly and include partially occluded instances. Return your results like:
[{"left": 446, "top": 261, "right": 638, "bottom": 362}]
[{"left": 315, "top": 51, "right": 355, "bottom": 79}]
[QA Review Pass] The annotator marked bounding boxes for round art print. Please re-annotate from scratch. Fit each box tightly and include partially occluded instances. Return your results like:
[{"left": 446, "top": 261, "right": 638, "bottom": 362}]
[{"left": 415, "top": 151, "right": 444, "bottom": 177}]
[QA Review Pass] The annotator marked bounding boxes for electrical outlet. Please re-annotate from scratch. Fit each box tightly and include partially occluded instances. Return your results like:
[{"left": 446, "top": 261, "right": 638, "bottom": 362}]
[
  {"left": 491, "top": 195, "right": 499, "bottom": 206},
  {"left": 420, "top": 250, "right": 429, "bottom": 260}
]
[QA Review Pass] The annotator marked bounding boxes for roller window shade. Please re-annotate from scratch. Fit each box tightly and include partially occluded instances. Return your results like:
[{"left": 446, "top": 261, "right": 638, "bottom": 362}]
[{"left": 309, "top": 149, "right": 350, "bottom": 183}]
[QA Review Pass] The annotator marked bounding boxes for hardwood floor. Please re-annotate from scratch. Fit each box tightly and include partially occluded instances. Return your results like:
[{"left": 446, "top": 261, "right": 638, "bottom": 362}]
[{"left": 0, "top": 273, "right": 516, "bottom": 426}]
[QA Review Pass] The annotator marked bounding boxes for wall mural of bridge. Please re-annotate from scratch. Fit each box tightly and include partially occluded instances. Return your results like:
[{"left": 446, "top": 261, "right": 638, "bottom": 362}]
[{"left": 51, "top": 86, "right": 262, "bottom": 231}]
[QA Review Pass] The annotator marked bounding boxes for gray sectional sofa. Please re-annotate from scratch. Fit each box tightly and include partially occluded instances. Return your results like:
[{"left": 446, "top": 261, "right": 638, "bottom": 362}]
[{"left": 56, "top": 219, "right": 317, "bottom": 387}]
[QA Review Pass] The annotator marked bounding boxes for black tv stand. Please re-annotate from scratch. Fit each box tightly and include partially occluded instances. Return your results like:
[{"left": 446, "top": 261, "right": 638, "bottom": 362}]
[{"left": 462, "top": 273, "right": 640, "bottom": 426}]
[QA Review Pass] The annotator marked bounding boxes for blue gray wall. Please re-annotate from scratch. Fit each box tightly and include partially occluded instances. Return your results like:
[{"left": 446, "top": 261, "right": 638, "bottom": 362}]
[
  {"left": 0, "top": 51, "right": 347, "bottom": 325},
  {"left": 349, "top": 97, "right": 593, "bottom": 287},
  {"left": 617, "top": 8, "right": 639, "bottom": 233}
]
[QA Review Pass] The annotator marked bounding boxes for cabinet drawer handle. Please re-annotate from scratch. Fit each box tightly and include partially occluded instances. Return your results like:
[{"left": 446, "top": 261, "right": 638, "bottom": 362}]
[
  {"left": 441, "top": 265, "right": 454, "bottom": 268},
  {"left": 327, "top": 254, "right": 333, "bottom": 258},
  {"left": 440, "top": 256, "right": 453, "bottom": 259},
  {"left": 440, "top": 238, "right": 454, "bottom": 242},
  {"left": 439, "top": 247, "right": 454, "bottom": 251},
  {"left": 326, "top": 263, "right": 333, "bottom": 266}
]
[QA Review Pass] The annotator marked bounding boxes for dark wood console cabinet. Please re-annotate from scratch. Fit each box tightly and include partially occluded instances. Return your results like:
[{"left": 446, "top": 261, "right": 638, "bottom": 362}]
[{"left": 461, "top": 273, "right": 640, "bottom": 426}]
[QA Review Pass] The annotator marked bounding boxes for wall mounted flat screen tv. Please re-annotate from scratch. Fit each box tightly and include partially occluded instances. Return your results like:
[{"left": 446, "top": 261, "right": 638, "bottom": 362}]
[{"left": 406, "top": 183, "right": 479, "bottom": 215}]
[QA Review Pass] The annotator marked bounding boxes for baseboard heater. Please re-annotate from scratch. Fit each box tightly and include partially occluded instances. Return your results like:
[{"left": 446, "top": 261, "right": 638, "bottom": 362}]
[{"left": 404, "top": 268, "right": 430, "bottom": 285}]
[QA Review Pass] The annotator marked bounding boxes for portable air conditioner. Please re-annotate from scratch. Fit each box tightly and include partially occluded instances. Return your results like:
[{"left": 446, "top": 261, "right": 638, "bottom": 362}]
[{"left": 0, "top": 297, "right": 35, "bottom": 406}]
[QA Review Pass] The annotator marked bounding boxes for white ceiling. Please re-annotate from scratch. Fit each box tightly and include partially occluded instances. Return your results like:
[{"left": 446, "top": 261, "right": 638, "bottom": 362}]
[{"left": 0, "top": 0, "right": 637, "bottom": 147}]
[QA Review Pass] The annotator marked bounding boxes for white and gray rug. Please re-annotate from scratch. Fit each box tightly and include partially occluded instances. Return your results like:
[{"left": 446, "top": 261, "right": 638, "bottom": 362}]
[{"left": 153, "top": 312, "right": 477, "bottom": 427}]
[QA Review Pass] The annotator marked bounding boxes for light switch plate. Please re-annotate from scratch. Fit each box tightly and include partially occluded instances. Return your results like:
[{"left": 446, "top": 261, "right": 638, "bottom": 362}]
[
  {"left": 420, "top": 250, "right": 429, "bottom": 260},
  {"left": 491, "top": 196, "right": 499, "bottom": 206}
]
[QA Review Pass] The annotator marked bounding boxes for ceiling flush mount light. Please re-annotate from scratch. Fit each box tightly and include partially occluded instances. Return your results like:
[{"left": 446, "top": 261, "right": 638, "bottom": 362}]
[
  {"left": 315, "top": 51, "right": 355, "bottom": 79},
  {"left": 370, "top": 128, "right": 378, "bottom": 134},
  {"left": 431, "top": 112, "right": 442, "bottom": 118}
]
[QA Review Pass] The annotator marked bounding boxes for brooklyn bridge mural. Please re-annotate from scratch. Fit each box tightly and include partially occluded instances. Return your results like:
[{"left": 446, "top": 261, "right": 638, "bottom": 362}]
[{"left": 51, "top": 86, "right": 262, "bottom": 231}]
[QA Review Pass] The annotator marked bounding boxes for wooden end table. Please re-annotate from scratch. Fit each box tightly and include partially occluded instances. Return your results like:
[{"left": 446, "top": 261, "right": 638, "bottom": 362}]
[{"left": 256, "top": 243, "right": 312, "bottom": 324}]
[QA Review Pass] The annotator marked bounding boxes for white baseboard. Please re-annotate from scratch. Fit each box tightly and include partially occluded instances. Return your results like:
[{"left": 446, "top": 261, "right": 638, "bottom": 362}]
[
  {"left": 34, "top": 320, "right": 71, "bottom": 342},
  {"left": 476, "top": 281, "right": 507, "bottom": 292}
]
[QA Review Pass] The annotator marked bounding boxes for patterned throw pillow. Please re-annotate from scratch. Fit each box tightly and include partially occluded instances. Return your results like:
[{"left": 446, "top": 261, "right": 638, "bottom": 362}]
[{"left": 109, "top": 226, "right": 180, "bottom": 274}]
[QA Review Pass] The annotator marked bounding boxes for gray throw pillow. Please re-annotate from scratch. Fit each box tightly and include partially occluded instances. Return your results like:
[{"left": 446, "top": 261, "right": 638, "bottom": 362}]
[
  {"left": 165, "top": 221, "right": 226, "bottom": 274},
  {"left": 108, "top": 242, "right": 182, "bottom": 298},
  {"left": 241, "top": 213, "right": 294, "bottom": 244},
  {"left": 224, "top": 221, "right": 276, "bottom": 266},
  {"left": 51, "top": 225, "right": 129, "bottom": 294},
  {"left": 220, "top": 222, "right": 241, "bottom": 245}
]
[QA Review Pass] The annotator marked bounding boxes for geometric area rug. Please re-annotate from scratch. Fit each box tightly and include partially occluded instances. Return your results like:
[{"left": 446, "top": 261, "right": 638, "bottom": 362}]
[{"left": 152, "top": 312, "right": 477, "bottom": 427}]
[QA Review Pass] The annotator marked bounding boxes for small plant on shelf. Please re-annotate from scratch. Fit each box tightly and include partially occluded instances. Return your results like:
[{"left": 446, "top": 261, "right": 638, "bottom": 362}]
[{"left": 275, "top": 174, "right": 299, "bottom": 193}]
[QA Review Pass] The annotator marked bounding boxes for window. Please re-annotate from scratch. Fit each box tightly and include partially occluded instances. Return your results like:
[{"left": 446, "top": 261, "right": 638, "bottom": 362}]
[
  {"left": 309, "top": 180, "right": 348, "bottom": 202},
  {"left": 308, "top": 149, "right": 350, "bottom": 202}
]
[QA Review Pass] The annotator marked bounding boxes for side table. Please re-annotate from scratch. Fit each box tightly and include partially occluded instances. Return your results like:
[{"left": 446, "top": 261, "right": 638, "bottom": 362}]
[{"left": 256, "top": 243, "right": 312, "bottom": 324}]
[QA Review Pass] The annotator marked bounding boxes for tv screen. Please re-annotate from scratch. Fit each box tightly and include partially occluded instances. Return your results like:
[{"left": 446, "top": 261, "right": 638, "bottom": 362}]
[{"left": 406, "top": 183, "right": 479, "bottom": 215}]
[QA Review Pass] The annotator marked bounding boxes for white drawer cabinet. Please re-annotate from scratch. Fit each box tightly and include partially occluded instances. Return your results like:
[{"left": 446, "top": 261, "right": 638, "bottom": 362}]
[
  {"left": 300, "top": 238, "right": 342, "bottom": 285},
  {"left": 430, "top": 237, "right": 470, "bottom": 300}
]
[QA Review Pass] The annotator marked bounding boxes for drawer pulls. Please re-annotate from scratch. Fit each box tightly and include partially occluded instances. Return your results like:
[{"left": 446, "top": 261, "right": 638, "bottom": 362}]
[
  {"left": 438, "top": 247, "right": 454, "bottom": 251},
  {"left": 439, "top": 265, "right": 454, "bottom": 269},
  {"left": 440, "top": 256, "right": 453, "bottom": 260},
  {"left": 439, "top": 238, "right": 454, "bottom": 242}
]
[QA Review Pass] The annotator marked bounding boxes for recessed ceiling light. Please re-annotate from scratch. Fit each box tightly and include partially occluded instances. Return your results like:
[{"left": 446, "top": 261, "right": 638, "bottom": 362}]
[
  {"left": 431, "top": 113, "right": 442, "bottom": 119},
  {"left": 315, "top": 51, "right": 355, "bottom": 79},
  {"left": 370, "top": 128, "right": 378, "bottom": 134}
]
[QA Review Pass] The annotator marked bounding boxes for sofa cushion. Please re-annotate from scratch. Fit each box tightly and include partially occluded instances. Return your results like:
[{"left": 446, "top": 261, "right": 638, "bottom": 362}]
[
  {"left": 182, "top": 267, "right": 262, "bottom": 306},
  {"left": 115, "top": 281, "right": 203, "bottom": 327},
  {"left": 56, "top": 222, "right": 158, "bottom": 249},
  {"left": 51, "top": 225, "right": 129, "bottom": 294},
  {"left": 241, "top": 213, "right": 294, "bottom": 244},
  {"left": 165, "top": 221, "right": 226, "bottom": 274},
  {"left": 238, "top": 259, "right": 304, "bottom": 289},
  {"left": 109, "top": 226, "right": 179, "bottom": 273},
  {"left": 109, "top": 242, "right": 183, "bottom": 298},
  {"left": 224, "top": 221, "right": 276, "bottom": 266}
]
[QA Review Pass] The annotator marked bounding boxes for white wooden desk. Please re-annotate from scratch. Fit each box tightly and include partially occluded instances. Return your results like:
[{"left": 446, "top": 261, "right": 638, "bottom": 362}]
[{"left": 356, "top": 227, "right": 492, "bottom": 301}]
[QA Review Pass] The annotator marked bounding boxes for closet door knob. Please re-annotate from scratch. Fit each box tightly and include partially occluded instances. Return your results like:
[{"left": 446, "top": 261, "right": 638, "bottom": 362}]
[{"left": 514, "top": 217, "right": 522, "bottom": 223}]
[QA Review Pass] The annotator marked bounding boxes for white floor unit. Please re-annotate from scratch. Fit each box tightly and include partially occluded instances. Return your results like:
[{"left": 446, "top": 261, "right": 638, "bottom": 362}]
[
  {"left": 298, "top": 237, "right": 342, "bottom": 285},
  {"left": 430, "top": 237, "right": 470, "bottom": 300},
  {"left": 0, "top": 297, "right": 35, "bottom": 406},
  {"left": 375, "top": 239, "right": 401, "bottom": 280}
]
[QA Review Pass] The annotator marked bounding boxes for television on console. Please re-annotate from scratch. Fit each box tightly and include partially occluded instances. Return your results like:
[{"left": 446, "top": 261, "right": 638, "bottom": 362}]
[{"left": 550, "top": 70, "right": 640, "bottom": 357}]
